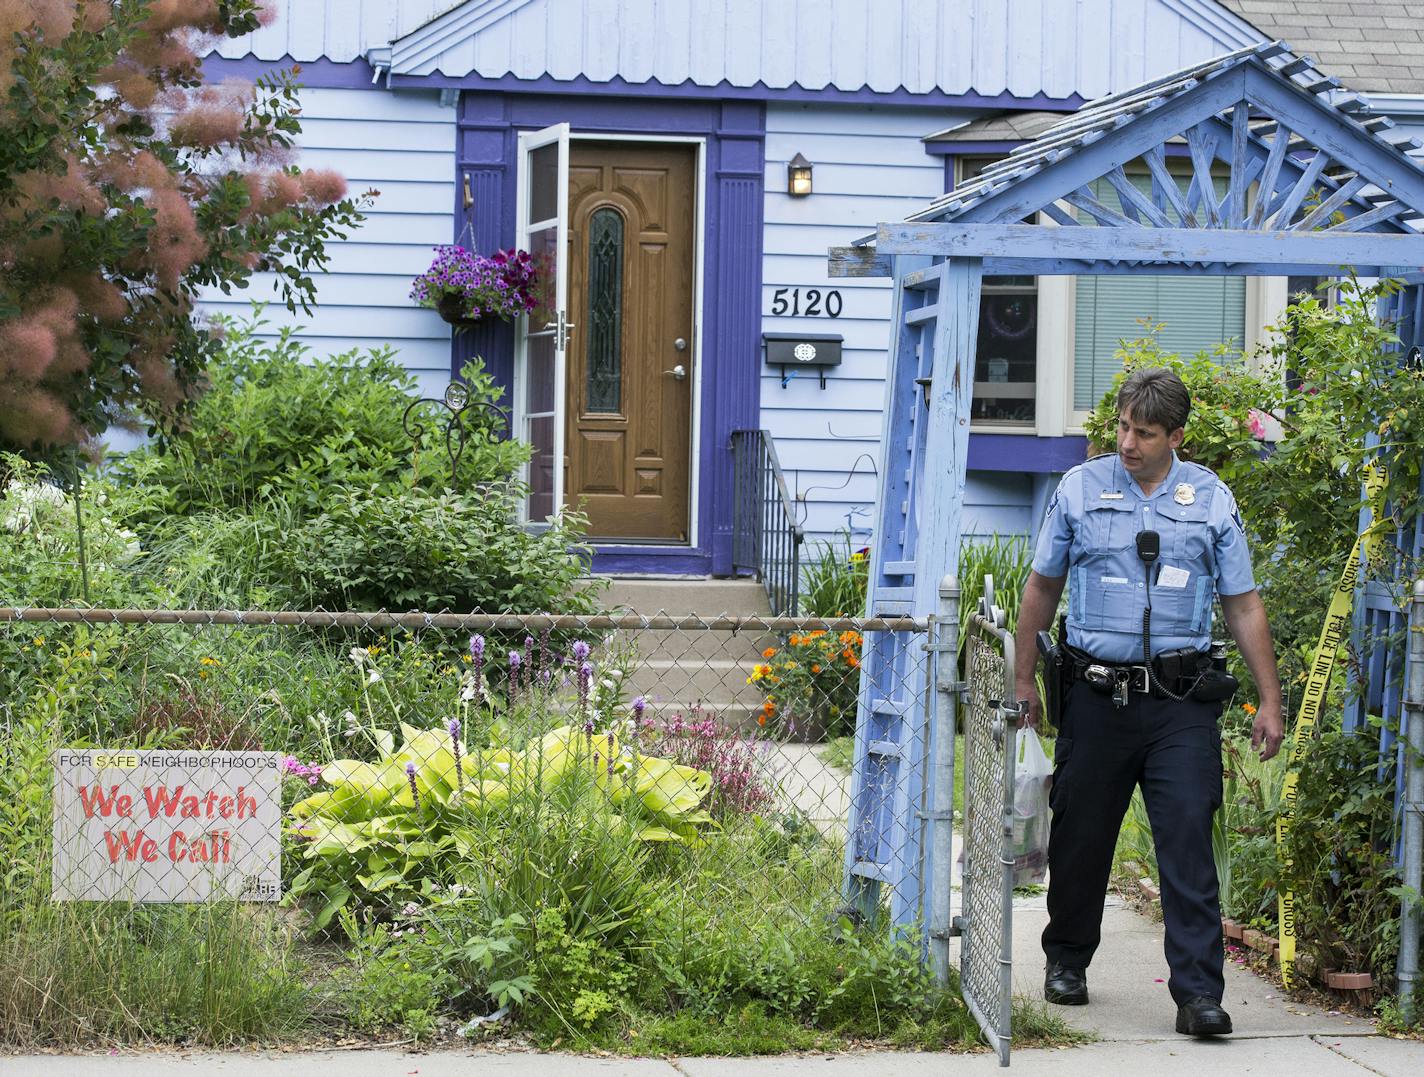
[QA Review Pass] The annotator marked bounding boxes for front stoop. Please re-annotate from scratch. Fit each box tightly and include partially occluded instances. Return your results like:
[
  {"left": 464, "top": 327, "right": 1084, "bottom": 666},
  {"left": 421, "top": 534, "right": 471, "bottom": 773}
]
[{"left": 586, "top": 576, "right": 778, "bottom": 729}]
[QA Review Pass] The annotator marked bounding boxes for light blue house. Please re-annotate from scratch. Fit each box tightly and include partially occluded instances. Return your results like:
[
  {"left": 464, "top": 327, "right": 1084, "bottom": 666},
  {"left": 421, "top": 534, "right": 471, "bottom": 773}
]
[{"left": 200, "top": 0, "right": 1424, "bottom": 577}]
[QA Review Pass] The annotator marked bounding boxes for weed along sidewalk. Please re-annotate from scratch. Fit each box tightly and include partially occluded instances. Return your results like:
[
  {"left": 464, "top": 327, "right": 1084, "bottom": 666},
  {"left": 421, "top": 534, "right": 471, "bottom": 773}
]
[{"left": 7, "top": 904, "right": 1421, "bottom": 1074}]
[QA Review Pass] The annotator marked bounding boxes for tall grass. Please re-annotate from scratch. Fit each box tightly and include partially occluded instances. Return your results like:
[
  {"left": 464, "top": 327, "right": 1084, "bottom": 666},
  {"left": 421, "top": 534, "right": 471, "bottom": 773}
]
[
  {"left": 958, "top": 533, "right": 1032, "bottom": 633},
  {"left": 800, "top": 531, "right": 869, "bottom": 618},
  {"left": 0, "top": 900, "right": 314, "bottom": 1046}
]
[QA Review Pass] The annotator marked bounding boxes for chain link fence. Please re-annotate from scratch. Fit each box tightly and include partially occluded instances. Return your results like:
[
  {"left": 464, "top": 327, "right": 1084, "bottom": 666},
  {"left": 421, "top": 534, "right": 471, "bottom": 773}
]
[
  {"left": 960, "top": 607, "right": 1019, "bottom": 1066},
  {"left": 1, "top": 606, "right": 932, "bottom": 980}
]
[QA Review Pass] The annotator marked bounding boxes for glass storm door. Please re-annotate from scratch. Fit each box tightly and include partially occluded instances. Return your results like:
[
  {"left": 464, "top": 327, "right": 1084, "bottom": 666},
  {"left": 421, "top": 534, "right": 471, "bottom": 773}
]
[{"left": 515, "top": 123, "right": 571, "bottom": 523}]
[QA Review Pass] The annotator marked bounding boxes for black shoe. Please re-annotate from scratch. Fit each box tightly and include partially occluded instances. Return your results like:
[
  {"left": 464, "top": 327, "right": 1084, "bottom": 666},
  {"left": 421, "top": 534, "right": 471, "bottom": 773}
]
[
  {"left": 1044, "top": 962, "right": 1088, "bottom": 1005},
  {"left": 1176, "top": 996, "right": 1233, "bottom": 1036}
]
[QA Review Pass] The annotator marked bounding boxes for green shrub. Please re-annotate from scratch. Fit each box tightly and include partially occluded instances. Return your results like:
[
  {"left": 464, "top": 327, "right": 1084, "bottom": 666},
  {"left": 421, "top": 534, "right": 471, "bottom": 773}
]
[
  {"left": 93, "top": 310, "right": 598, "bottom": 615},
  {"left": 114, "top": 310, "right": 527, "bottom": 519},
  {"left": 1280, "top": 728, "right": 1403, "bottom": 983},
  {"left": 273, "top": 484, "right": 594, "bottom": 613}
]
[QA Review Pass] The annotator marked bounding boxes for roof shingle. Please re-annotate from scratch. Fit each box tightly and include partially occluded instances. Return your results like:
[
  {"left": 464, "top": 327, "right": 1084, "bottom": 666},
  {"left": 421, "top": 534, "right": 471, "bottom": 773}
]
[{"left": 1219, "top": 1, "right": 1424, "bottom": 92}]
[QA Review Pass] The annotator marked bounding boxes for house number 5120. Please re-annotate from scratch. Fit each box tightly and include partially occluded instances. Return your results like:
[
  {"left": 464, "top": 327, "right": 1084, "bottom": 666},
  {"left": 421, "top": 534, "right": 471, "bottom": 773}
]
[{"left": 770, "top": 287, "right": 843, "bottom": 318}]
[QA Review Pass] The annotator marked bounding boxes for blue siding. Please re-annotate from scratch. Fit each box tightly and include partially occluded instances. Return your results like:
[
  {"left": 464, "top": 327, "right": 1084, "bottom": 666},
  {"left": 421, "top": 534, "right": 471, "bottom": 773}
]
[
  {"left": 760, "top": 102, "right": 964, "bottom": 550},
  {"left": 196, "top": 87, "right": 457, "bottom": 400},
  {"left": 961, "top": 473, "right": 1035, "bottom": 543}
]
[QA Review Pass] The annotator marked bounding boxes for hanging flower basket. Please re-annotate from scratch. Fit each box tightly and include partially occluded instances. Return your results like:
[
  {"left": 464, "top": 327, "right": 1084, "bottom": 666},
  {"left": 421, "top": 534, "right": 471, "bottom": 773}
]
[
  {"left": 435, "top": 292, "right": 484, "bottom": 327},
  {"left": 411, "top": 245, "right": 542, "bottom": 329}
]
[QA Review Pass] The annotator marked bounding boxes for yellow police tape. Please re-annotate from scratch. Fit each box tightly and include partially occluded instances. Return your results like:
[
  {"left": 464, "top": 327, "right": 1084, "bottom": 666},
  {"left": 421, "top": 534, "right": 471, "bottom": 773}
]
[{"left": 1275, "top": 463, "right": 1388, "bottom": 989}]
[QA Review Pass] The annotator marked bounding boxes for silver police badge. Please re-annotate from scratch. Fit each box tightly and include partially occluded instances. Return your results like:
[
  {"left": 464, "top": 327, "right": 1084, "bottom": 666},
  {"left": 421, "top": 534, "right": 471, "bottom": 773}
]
[{"left": 1173, "top": 482, "right": 1196, "bottom": 506}]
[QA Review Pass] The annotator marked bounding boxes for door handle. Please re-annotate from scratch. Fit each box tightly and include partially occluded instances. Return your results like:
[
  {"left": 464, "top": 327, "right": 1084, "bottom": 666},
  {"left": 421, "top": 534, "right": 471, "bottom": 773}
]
[
  {"left": 674, "top": 337, "right": 687, "bottom": 351},
  {"left": 664, "top": 364, "right": 687, "bottom": 380}
]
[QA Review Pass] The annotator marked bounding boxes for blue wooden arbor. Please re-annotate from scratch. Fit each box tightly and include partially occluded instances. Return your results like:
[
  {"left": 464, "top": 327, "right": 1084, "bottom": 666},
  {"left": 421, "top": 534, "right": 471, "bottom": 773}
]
[{"left": 832, "top": 41, "right": 1424, "bottom": 927}]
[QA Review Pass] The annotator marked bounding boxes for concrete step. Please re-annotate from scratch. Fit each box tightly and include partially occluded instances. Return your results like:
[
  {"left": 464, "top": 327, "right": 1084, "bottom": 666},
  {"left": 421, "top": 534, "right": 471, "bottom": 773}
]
[
  {"left": 623, "top": 657, "right": 768, "bottom": 709},
  {"left": 594, "top": 576, "right": 773, "bottom": 617},
  {"left": 620, "top": 623, "right": 782, "bottom": 662}
]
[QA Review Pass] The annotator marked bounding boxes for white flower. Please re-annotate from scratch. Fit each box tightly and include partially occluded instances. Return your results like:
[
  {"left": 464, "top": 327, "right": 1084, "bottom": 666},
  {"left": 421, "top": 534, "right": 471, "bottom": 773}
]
[
  {"left": 366, "top": 668, "right": 382, "bottom": 685},
  {"left": 348, "top": 646, "right": 370, "bottom": 667}
]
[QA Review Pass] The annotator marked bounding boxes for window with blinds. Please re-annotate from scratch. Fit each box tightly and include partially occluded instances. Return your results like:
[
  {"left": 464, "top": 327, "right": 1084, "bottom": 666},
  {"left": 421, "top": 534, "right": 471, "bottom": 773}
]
[{"left": 1072, "top": 171, "right": 1246, "bottom": 411}]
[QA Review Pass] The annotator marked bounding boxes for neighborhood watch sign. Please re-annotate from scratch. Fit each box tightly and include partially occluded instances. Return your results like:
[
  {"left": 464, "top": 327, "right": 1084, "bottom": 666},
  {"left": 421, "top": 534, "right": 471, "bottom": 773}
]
[{"left": 51, "top": 750, "right": 282, "bottom": 903}]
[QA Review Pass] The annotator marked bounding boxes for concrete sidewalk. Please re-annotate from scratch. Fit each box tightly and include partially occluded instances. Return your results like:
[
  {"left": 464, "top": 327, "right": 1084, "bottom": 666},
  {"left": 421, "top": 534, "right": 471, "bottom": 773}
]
[{"left": 5, "top": 901, "right": 1421, "bottom": 1075}]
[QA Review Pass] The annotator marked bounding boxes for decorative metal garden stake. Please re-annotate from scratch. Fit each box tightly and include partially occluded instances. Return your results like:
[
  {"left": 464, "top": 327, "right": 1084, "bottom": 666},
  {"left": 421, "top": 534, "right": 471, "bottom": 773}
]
[{"left": 402, "top": 380, "right": 510, "bottom": 487}]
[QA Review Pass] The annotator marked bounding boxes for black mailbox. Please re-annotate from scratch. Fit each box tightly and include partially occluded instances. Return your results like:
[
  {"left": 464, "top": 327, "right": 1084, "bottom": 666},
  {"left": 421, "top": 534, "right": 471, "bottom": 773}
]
[{"left": 763, "top": 332, "right": 843, "bottom": 388}]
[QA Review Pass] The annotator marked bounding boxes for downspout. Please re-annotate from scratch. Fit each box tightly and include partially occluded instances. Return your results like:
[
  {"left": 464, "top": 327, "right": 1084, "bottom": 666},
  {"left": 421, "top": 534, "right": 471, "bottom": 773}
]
[
  {"left": 365, "top": 46, "right": 392, "bottom": 87},
  {"left": 1399, "top": 578, "right": 1424, "bottom": 1023}
]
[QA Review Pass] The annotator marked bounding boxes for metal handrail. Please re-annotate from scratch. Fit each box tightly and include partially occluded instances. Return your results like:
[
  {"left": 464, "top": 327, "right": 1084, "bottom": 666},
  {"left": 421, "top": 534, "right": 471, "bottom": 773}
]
[{"left": 730, "top": 429, "right": 804, "bottom": 616}]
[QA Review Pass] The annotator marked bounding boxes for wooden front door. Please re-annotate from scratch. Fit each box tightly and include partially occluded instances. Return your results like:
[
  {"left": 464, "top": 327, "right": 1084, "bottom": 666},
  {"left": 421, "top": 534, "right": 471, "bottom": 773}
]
[{"left": 566, "top": 142, "right": 696, "bottom": 542}]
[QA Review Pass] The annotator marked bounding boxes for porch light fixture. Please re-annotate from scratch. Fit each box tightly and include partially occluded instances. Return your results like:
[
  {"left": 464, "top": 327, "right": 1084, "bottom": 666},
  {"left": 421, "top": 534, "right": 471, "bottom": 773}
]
[{"left": 787, "top": 153, "right": 813, "bottom": 197}]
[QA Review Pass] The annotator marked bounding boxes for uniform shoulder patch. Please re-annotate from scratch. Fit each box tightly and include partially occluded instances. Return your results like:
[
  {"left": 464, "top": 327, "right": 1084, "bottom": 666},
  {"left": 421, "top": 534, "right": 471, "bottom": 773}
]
[{"left": 1213, "top": 483, "right": 1246, "bottom": 534}]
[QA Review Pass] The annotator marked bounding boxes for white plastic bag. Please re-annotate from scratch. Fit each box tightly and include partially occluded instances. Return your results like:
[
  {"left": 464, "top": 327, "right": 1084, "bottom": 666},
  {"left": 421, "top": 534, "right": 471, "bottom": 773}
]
[{"left": 1012, "top": 728, "right": 1053, "bottom": 887}]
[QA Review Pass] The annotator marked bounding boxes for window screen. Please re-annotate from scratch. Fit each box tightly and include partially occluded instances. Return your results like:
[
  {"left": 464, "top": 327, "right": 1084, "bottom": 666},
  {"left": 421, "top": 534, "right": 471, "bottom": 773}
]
[{"left": 1072, "top": 173, "right": 1245, "bottom": 410}]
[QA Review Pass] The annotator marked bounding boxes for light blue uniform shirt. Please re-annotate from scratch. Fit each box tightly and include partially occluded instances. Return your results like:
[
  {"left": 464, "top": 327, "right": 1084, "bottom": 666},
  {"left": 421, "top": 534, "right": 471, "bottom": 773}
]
[{"left": 1031, "top": 452, "right": 1256, "bottom": 663}]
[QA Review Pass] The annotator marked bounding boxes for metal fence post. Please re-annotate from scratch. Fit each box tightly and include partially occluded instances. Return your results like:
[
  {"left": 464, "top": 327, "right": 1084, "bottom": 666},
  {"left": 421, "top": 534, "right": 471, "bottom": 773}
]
[
  {"left": 930, "top": 575, "right": 961, "bottom": 985},
  {"left": 1399, "top": 578, "right": 1424, "bottom": 1023}
]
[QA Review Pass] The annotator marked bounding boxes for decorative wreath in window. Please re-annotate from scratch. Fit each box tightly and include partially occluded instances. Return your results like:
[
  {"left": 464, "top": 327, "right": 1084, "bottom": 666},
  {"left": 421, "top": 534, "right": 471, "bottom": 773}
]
[{"left": 984, "top": 294, "right": 1037, "bottom": 342}]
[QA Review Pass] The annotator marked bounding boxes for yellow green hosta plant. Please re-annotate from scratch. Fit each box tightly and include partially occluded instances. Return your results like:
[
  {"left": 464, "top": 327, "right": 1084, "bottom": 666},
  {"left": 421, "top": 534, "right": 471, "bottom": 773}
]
[{"left": 285, "top": 720, "right": 714, "bottom": 928}]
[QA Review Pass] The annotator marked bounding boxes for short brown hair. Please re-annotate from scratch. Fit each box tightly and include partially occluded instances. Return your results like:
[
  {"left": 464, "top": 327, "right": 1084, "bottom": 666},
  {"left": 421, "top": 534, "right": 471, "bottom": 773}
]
[{"left": 1116, "top": 367, "right": 1190, "bottom": 433}]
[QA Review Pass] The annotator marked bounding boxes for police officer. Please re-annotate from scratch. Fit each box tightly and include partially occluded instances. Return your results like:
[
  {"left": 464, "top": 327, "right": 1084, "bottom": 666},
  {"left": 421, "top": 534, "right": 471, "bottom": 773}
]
[{"left": 1012, "top": 367, "right": 1284, "bottom": 1038}]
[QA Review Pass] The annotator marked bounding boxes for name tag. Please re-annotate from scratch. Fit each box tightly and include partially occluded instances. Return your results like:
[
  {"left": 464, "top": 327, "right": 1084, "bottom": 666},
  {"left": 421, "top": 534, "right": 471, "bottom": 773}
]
[
  {"left": 1158, "top": 565, "right": 1191, "bottom": 589},
  {"left": 1100, "top": 576, "right": 1129, "bottom": 585},
  {"left": 1099, "top": 492, "right": 1124, "bottom": 500}
]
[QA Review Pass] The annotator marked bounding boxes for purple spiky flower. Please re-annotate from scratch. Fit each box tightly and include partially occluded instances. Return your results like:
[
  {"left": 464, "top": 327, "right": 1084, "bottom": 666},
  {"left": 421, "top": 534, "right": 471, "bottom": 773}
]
[
  {"left": 405, "top": 761, "right": 420, "bottom": 808},
  {"left": 449, "top": 718, "right": 463, "bottom": 790},
  {"left": 469, "top": 634, "right": 486, "bottom": 698},
  {"left": 508, "top": 650, "right": 524, "bottom": 706},
  {"left": 578, "top": 659, "right": 595, "bottom": 732}
]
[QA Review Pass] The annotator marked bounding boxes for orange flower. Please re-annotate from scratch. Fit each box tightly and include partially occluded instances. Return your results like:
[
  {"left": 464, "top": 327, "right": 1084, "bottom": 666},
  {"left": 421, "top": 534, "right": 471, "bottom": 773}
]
[
  {"left": 846, "top": 654, "right": 860, "bottom": 669},
  {"left": 762, "top": 647, "right": 777, "bottom": 659},
  {"left": 1242, "top": 702, "right": 1257, "bottom": 716},
  {"left": 811, "top": 664, "right": 822, "bottom": 674},
  {"left": 757, "top": 712, "right": 767, "bottom": 726},
  {"left": 839, "top": 630, "right": 861, "bottom": 645}
]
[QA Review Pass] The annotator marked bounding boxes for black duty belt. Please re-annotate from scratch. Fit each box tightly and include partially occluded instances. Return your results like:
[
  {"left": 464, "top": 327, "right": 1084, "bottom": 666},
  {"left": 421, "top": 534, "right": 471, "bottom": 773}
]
[{"left": 1065, "top": 646, "right": 1206, "bottom": 702}]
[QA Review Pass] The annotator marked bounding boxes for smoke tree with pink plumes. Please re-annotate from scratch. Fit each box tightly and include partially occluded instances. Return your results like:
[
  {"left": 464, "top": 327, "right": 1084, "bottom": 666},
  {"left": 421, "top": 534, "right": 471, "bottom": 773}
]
[{"left": 0, "top": 1, "right": 372, "bottom": 458}]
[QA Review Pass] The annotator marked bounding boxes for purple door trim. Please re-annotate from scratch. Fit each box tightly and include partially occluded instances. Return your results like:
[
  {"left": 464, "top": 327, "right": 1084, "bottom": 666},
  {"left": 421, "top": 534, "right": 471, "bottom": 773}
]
[{"left": 455, "top": 93, "right": 764, "bottom": 578}]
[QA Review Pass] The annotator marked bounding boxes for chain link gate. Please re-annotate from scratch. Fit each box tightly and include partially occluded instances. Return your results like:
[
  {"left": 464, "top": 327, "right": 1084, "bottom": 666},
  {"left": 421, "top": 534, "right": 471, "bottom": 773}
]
[{"left": 955, "top": 577, "right": 1022, "bottom": 1066}]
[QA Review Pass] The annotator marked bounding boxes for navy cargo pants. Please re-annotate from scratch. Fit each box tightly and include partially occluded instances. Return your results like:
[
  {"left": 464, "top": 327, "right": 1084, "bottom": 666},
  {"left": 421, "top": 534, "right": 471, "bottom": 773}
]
[{"left": 1041, "top": 679, "right": 1225, "bottom": 1006}]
